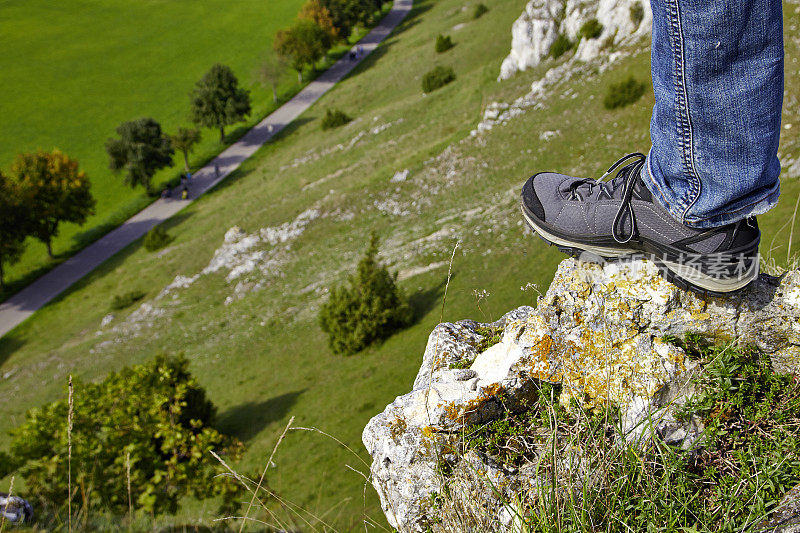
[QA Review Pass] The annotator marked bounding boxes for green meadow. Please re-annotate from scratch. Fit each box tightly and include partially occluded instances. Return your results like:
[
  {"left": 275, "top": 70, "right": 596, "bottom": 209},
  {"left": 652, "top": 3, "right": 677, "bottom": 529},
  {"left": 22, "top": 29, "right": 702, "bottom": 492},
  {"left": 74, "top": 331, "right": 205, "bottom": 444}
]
[
  {"left": 0, "top": 0, "right": 309, "bottom": 293},
  {"left": 0, "top": 0, "right": 798, "bottom": 529}
]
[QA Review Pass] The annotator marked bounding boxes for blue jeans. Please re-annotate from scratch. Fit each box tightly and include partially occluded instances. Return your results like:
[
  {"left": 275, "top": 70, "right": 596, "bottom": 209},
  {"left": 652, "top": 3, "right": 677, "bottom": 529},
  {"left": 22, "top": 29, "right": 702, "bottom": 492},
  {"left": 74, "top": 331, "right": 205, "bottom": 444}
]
[{"left": 644, "top": 0, "right": 784, "bottom": 229}]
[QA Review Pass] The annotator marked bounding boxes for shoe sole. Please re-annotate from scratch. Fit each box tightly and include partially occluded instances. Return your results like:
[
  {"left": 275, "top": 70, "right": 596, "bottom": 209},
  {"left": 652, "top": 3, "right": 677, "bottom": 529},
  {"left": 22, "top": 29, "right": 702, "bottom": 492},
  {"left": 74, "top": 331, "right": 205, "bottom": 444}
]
[{"left": 520, "top": 207, "right": 758, "bottom": 296}]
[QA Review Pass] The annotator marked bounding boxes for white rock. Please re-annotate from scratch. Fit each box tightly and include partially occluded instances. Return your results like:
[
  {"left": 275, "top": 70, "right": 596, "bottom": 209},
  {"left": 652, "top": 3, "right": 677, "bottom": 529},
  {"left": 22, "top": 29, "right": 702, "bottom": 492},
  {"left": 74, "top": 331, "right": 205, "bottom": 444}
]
[
  {"left": 364, "top": 258, "right": 800, "bottom": 531},
  {"left": 390, "top": 169, "right": 410, "bottom": 183}
]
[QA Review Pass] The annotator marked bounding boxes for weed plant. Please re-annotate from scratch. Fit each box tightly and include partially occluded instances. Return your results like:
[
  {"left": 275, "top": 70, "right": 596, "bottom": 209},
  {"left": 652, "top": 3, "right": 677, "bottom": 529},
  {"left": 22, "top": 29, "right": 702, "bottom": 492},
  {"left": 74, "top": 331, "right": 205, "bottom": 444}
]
[
  {"left": 603, "top": 75, "right": 646, "bottom": 109},
  {"left": 320, "top": 108, "right": 353, "bottom": 131},
  {"left": 422, "top": 66, "right": 456, "bottom": 93}
]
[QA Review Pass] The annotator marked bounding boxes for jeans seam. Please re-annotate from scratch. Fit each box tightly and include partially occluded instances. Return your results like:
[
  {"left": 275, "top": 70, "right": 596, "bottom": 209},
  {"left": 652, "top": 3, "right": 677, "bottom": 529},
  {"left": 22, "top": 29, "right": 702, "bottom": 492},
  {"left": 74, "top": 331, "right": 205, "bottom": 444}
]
[
  {"left": 684, "top": 182, "right": 780, "bottom": 224},
  {"left": 667, "top": 0, "right": 701, "bottom": 221}
]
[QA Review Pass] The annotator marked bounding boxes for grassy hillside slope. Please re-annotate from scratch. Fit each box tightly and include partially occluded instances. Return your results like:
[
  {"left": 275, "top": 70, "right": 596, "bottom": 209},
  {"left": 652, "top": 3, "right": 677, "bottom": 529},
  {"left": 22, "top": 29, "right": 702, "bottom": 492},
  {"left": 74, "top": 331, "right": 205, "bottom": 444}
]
[{"left": 0, "top": 0, "right": 798, "bottom": 529}]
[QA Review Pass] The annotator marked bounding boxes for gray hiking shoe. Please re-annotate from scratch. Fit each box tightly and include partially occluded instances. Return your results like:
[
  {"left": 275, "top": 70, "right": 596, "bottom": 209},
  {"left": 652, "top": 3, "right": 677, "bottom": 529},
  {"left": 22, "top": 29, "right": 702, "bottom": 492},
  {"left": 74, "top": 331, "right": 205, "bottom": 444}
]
[{"left": 520, "top": 153, "right": 760, "bottom": 295}]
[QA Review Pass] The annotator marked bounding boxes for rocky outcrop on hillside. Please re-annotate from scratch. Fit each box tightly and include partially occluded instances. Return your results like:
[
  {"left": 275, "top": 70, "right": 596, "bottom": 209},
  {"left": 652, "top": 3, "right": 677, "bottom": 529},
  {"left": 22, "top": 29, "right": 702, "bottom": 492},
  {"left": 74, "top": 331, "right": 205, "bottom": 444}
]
[
  {"left": 498, "top": 0, "right": 653, "bottom": 81},
  {"left": 362, "top": 258, "right": 800, "bottom": 531}
]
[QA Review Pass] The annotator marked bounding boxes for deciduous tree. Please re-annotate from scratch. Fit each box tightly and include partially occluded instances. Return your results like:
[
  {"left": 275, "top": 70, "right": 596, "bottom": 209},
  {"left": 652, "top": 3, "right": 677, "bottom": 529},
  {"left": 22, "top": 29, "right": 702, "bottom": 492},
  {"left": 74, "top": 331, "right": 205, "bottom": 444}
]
[
  {"left": 321, "top": 0, "right": 382, "bottom": 38},
  {"left": 274, "top": 20, "right": 332, "bottom": 83},
  {"left": 258, "top": 54, "right": 288, "bottom": 104},
  {"left": 299, "top": 0, "right": 339, "bottom": 41},
  {"left": 0, "top": 173, "right": 27, "bottom": 290},
  {"left": 10, "top": 355, "right": 246, "bottom": 516},
  {"left": 106, "top": 118, "right": 175, "bottom": 194},
  {"left": 11, "top": 150, "right": 95, "bottom": 258},
  {"left": 170, "top": 127, "right": 202, "bottom": 173},
  {"left": 190, "top": 64, "right": 251, "bottom": 143}
]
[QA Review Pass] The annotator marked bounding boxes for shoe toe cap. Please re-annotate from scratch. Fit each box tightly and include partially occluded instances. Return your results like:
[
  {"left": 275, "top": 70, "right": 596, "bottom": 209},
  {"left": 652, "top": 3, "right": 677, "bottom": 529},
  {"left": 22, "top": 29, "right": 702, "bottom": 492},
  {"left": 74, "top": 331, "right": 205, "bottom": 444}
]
[{"left": 522, "top": 172, "right": 575, "bottom": 223}]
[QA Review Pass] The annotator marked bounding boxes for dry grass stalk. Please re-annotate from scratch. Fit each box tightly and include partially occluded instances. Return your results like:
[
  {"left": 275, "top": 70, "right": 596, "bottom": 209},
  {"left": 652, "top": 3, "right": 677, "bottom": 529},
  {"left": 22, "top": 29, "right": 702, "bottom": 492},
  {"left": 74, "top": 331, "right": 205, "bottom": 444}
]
[
  {"left": 125, "top": 450, "right": 132, "bottom": 528},
  {"left": 67, "top": 375, "right": 73, "bottom": 533},
  {"left": 0, "top": 476, "right": 15, "bottom": 533},
  {"left": 239, "top": 415, "right": 295, "bottom": 533}
]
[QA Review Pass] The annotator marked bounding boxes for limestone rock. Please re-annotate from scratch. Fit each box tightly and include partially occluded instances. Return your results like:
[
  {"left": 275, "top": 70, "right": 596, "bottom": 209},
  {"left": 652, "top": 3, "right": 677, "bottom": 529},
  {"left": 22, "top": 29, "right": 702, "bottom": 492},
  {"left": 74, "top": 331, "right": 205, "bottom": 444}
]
[
  {"left": 498, "top": 0, "right": 561, "bottom": 81},
  {"left": 362, "top": 258, "right": 800, "bottom": 531},
  {"left": 498, "top": 0, "right": 653, "bottom": 80},
  {"left": 756, "top": 483, "right": 800, "bottom": 532}
]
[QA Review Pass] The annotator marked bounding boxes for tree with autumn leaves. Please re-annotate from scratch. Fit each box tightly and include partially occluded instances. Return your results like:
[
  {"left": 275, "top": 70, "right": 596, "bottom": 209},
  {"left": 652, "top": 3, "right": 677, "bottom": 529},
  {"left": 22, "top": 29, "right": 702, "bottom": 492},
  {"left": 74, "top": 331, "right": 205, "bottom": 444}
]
[
  {"left": 273, "top": 0, "right": 387, "bottom": 82},
  {"left": 0, "top": 150, "right": 95, "bottom": 289}
]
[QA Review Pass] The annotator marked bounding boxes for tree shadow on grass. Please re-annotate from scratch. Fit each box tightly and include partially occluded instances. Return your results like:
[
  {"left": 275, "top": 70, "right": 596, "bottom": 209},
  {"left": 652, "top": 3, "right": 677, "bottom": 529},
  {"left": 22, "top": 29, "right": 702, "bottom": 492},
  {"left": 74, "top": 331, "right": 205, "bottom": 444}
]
[
  {"left": 0, "top": 334, "right": 25, "bottom": 370},
  {"left": 406, "top": 273, "right": 452, "bottom": 324},
  {"left": 216, "top": 389, "right": 305, "bottom": 442}
]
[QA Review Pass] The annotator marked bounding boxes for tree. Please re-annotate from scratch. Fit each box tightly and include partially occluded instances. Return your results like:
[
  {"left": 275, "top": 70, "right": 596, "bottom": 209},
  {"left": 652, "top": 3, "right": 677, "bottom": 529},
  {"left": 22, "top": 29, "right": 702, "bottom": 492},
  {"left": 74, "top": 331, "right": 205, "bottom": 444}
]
[
  {"left": 299, "top": 0, "right": 339, "bottom": 41},
  {"left": 321, "top": 0, "right": 382, "bottom": 39},
  {"left": 106, "top": 118, "right": 175, "bottom": 194},
  {"left": 318, "top": 233, "right": 413, "bottom": 355},
  {"left": 0, "top": 173, "right": 27, "bottom": 291},
  {"left": 274, "top": 20, "right": 332, "bottom": 83},
  {"left": 10, "top": 354, "right": 246, "bottom": 517},
  {"left": 190, "top": 64, "right": 251, "bottom": 143},
  {"left": 170, "top": 127, "right": 202, "bottom": 173},
  {"left": 258, "top": 54, "right": 288, "bottom": 104},
  {"left": 10, "top": 150, "right": 95, "bottom": 259}
]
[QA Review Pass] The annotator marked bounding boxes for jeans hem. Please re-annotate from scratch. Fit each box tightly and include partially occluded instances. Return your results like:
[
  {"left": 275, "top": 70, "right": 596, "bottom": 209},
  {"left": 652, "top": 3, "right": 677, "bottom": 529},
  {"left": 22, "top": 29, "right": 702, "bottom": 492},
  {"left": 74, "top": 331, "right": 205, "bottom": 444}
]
[{"left": 643, "top": 154, "right": 781, "bottom": 229}]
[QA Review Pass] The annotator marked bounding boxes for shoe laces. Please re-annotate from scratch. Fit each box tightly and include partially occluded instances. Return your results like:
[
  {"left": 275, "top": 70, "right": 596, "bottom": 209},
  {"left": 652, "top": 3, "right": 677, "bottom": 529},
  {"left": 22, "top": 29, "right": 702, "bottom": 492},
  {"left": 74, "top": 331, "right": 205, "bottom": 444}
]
[{"left": 567, "top": 152, "right": 647, "bottom": 244}]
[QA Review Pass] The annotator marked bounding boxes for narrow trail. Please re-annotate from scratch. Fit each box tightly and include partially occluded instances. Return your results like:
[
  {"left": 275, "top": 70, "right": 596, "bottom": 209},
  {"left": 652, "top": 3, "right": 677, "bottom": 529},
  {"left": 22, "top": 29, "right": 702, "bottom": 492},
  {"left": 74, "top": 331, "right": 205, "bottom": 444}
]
[{"left": 0, "top": 0, "right": 413, "bottom": 339}]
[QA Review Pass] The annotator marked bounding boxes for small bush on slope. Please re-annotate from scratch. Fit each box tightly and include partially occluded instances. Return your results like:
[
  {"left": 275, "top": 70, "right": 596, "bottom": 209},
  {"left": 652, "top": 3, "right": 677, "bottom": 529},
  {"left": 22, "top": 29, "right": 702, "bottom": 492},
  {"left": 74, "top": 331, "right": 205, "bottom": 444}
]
[
  {"left": 579, "top": 18, "right": 603, "bottom": 40},
  {"left": 321, "top": 108, "right": 352, "bottom": 130},
  {"left": 143, "top": 225, "right": 173, "bottom": 252},
  {"left": 110, "top": 289, "right": 146, "bottom": 310},
  {"left": 630, "top": 2, "right": 645, "bottom": 27},
  {"left": 7, "top": 354, "right": 245, "bottom": 518},
  {"left": 422, "top": 66, "right": 456, "bottom": 93},
  {"left": 319, "top": 234, "right": 413, "bottom": 355},
  {"left": 472, "top": 3, "right": 488, "bottom": 19},
  {"left": 603, "top": 75, "right": 646, "bottom": 109},
  {"left": 550, "top": 34, "right": 573, "bottom": 59},
  {"left": 435, "top": 34, "right": 455, "bottom": 53}
]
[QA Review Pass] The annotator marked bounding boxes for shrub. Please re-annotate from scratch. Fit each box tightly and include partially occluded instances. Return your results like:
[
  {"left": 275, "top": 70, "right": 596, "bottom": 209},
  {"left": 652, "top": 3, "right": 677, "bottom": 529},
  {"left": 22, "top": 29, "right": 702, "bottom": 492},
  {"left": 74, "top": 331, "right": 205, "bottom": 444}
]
[
  {"left": 422, "top": 66, "right": 456, "bottom": 93},
  {"left": 579, "top": 18, "right": 603, "bottom": 40},
  {"left": 321, "top": 108, "right": 352, "bottom": 130},
  {"left": 472, "top": 3, "right": 488, "bottom": 19},
  {"left": 110, "top": 289, "right": 146, "bottom": 310},
  {"left": 603, "top": 75, "right": 647, "bottom": 109},
  {"left": 630, "top": 2, "right": 644, "bottom": 27},
  {"left": 9, "top": 355, "right": 245, "bottom": 517},
  {"left": 143, "top": 224, "right": 173, "bottom": 251},
  {"left": 550, "top": 34, "right": 573, "bottom": 59},
  {"left": 318, "top": 234, "right": 413, "bottom": 355},
  {"left": 435, "top": 34, "right": 455, "bottom": 53}
]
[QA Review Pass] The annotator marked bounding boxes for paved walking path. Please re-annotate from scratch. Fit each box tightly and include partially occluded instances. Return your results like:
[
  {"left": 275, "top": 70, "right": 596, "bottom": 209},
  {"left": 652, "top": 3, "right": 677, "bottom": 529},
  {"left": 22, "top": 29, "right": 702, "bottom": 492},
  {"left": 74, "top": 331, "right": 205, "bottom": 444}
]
[{"left": 0, "top": 0, "right": 413, "bottom": 339}]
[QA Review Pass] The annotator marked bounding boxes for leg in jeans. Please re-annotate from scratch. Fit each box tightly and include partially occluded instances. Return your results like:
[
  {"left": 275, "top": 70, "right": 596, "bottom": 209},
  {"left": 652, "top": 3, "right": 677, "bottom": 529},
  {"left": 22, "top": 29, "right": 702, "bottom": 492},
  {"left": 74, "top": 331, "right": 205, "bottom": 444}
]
[
  {"left": 519, "top": 0, "right": 783, "bottom": 294},
  {"left": 646, "top": 0, "right": 784, "bottom": 229}
]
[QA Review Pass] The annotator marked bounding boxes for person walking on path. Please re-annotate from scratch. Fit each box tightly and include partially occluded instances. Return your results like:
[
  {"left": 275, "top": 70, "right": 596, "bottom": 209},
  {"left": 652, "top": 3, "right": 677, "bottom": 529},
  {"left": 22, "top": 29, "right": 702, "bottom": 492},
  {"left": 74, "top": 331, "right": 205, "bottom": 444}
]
[{"left": 521, "top": 0, "right": 782, "bottom": 296}]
